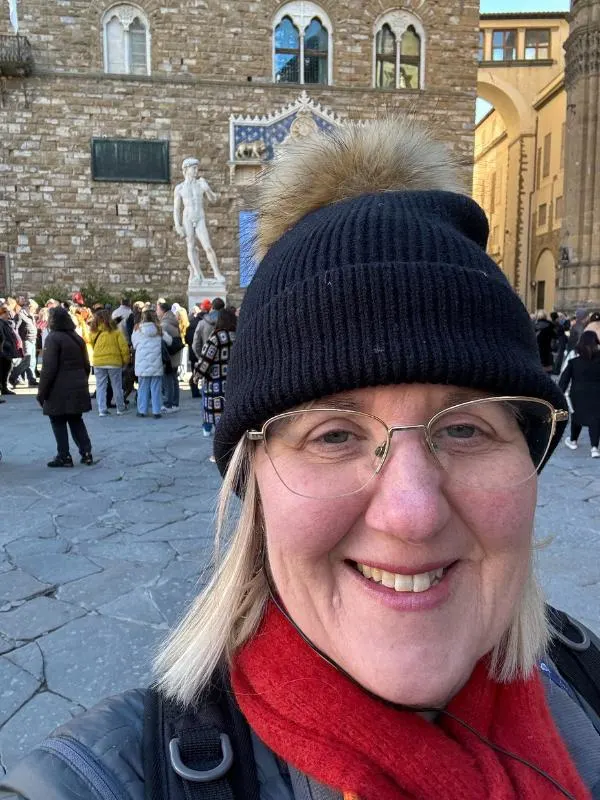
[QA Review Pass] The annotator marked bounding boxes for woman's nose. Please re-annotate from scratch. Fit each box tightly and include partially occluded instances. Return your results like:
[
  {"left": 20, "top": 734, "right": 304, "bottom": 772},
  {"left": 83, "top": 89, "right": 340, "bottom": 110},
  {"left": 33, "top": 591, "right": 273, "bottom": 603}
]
[{"left": 363, "top": 432, "right": 452, "bottom": 543}]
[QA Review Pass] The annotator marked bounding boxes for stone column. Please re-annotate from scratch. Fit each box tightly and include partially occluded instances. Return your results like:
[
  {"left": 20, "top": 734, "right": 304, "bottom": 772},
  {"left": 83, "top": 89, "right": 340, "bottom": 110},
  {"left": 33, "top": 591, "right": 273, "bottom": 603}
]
[{"left": 559, "top": 0, "right": 600, "bottom": 309}]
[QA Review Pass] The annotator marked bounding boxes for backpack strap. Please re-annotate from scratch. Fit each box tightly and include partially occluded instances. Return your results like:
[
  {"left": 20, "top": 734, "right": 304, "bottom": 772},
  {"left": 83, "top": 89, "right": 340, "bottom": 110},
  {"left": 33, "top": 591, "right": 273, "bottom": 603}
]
[
  {"left": 547, "top": 605, "right": 600, "bottom": 723},
  {"left": 143, "top": 671, "right": 261, "bottom": 800}
]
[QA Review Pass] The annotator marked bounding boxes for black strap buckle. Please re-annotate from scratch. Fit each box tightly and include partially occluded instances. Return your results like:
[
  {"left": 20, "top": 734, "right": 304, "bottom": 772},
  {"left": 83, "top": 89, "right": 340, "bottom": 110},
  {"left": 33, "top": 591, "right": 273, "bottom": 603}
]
[
  {"left": 549, "top": 612, "right": 591, "bottom": 652},
  {"left": 169, "top": 734, "right": 234, "bottom": 783}
]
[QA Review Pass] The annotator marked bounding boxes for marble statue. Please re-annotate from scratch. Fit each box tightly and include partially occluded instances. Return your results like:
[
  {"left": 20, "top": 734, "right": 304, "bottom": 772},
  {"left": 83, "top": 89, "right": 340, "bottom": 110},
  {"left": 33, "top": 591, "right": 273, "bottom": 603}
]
[{"left": 173, "top": 157, "right": 224, "bottom": 283}]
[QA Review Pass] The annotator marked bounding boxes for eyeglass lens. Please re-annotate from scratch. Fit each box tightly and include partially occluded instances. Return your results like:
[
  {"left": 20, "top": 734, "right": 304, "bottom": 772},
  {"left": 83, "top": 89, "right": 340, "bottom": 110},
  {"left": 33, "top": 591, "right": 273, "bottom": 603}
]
[{"left": 262, "top": 399, "right": 554, "bottom": 499}]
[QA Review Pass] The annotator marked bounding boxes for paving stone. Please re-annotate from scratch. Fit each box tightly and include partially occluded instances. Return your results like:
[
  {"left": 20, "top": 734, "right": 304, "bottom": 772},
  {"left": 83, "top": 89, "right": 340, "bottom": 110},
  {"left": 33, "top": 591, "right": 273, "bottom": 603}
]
[
  {"left": 82, "top": 536, "right": 175, "bottom": 565},
  {"left": 0, "top": 691, "right": 82, "bottom": 771},
  {"left": 0, "top": 634, "right": 15, "bottom": 656},
  {"left": 0, "top": 597, "right": 86, "bottom": 641},
  {"left": 113, "top": 500, "right": 188, "bottom": 529},
  {"left": 40, "top": 615, "right": 159, "bottom": 708},
  {"left": 0, "top": 657, "right": 40, "bottom": 726},
  {"left": 4, "top": 536, "right": 70, "bottom": 560},
  {"left": 98, "top": 587, "right": 168, "bottom": 628},
  {"left": 13, "top": 554, "right": 101, "bottom": 586},
  {"left": 0, "top": 569, "right": 53, "bottom": 604},
  {"left": 135, "top": 513, "right": 215, "bottom": 542},
  {"left": 57, "top": 562, "right": 160, "bottom": 609},
  {"left": 150, "top": 559, "right": 206, "bottom": 627},
  {"left": 4, "top": 642, "right": 44, "bottom": 683},
  {"left": 99, "top": 477, "right": 160, "bottom": 502}
]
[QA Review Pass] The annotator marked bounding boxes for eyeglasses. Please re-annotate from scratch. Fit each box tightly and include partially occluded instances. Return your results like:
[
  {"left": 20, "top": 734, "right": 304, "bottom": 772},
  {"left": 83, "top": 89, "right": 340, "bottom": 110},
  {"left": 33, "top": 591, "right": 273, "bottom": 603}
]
[{"left": 246, "top": 397, "right": 568, "bottom": 499}]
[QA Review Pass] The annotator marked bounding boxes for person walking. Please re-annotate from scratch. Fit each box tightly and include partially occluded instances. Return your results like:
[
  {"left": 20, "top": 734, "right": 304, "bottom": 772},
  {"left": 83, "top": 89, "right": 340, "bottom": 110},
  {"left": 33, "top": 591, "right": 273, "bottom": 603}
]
[
  {"left": 559, "top": 330, "right": 600, "bottom": 458},
  {"left": 89, "top": 309, "right": 130, "bottom": 417},
  {"left": 156, "top": 301, "right": 183, "bottom": 413},
  {"left": 37, "top": 306, "right": 93, "bottom": 467},
  {"left": 193, "top": 307, "right": 236, "bottom": 444},
  {"left": 0, "top": 304, "right": 19, "bottom": 397},
  {"left": 11, "top": 299, "right": 38, "bottom": 386},
  {"left": 131, "top": 310, "right": 171, "bottom": 418}
]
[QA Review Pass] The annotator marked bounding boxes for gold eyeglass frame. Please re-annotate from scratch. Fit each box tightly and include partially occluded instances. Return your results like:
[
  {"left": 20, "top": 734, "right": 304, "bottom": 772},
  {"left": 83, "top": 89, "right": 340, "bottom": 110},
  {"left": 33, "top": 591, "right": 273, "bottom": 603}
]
[{"left": 246, "top": 396, "right": 569, "bottom": 497}]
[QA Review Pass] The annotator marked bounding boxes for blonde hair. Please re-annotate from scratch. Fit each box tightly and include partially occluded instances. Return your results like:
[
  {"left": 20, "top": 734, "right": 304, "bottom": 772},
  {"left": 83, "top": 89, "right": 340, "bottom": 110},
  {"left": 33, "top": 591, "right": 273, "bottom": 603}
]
[{"left": 155, "top": 437, "right": 550, "bottom": 706}]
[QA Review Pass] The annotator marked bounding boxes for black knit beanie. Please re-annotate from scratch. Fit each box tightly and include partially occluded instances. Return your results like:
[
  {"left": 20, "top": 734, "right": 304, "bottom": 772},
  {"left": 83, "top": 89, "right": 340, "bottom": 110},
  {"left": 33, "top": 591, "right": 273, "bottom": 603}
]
[{"left": 214, "top": 126, "right": 567, "bottom": 474}]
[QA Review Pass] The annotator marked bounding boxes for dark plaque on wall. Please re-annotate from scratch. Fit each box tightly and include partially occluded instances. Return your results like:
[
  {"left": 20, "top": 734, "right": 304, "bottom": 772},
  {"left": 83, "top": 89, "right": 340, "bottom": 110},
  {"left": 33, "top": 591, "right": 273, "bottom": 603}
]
[{"left": 91, "top": 138, "right": 170, "bottom": 183}]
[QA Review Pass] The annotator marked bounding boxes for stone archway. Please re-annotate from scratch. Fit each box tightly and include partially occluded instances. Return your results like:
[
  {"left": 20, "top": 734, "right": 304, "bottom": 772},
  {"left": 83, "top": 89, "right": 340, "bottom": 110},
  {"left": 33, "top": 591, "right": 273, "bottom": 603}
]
[
  {"left": 475, "top": 72, "right": 536, "bottom": 301},
  {"left": 534, "top": 248, "right": 556, "bottom": 311}
]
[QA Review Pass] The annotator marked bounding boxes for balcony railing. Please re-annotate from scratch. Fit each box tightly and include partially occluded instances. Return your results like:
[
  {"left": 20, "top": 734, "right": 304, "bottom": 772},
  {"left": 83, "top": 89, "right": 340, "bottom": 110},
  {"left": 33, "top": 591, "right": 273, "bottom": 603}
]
[{"left": 0, "top": 34, "right": 33, "bottom": 77}]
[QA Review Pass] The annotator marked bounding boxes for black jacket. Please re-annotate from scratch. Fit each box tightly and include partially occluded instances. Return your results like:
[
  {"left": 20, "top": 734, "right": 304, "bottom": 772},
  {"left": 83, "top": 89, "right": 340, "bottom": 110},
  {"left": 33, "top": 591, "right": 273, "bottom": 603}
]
[
  {"left": 1, "top": 660, "right": 600, "bottom": 800},
  {"left": 37, "top": 319, "right": 91, "bottom": 417},
  {"left": 0, "top": 317, "right": 19, "bottom": 359},
  {"left": 559, "top": 352, "right": 600, "bottom": 426},
  {"left": 534, "top": 319, "right": 556, "bottom": 369}
]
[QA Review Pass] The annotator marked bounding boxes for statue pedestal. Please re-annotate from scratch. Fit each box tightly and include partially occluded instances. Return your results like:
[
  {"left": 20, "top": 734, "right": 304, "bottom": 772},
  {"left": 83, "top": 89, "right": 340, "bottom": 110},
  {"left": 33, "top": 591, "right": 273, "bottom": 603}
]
[{"left": 187, "top": 275, "right": 227, "bottom": 311}]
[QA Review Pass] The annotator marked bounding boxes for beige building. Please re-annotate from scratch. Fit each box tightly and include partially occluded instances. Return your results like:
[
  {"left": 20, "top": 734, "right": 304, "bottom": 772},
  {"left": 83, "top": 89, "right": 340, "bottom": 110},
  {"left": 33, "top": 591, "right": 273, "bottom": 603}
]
[
  {"left": 0, "top": 0, "right": 480, "bottom": 304},
  {"left": 474, "top": 12, "right": 569, "bottom": 313}
]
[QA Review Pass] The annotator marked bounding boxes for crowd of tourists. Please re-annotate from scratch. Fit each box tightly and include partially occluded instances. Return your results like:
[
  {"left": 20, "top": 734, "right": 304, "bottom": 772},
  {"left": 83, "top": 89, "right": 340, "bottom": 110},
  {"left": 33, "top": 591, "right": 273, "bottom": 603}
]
[{"left": 0, "top": 293, "right": 237, "bottom": 466}]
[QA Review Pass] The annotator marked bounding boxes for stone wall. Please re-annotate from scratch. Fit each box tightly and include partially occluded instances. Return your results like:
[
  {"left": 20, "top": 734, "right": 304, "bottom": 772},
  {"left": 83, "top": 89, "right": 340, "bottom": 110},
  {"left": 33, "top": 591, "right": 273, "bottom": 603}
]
[{"left": 0, "top": 0, "right": 479, "bottom": 304}]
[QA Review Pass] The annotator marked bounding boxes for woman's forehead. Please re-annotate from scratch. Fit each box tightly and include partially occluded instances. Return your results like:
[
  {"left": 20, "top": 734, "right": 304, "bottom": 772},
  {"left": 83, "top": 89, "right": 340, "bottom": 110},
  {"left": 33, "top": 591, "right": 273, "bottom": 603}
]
[{"left": 298, "top": 384, "right": 492, "bottom": 414}]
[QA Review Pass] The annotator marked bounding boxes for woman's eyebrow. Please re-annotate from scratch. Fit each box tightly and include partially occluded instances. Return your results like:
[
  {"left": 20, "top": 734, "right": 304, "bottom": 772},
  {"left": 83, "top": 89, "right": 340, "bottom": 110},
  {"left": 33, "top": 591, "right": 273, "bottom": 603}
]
[{"left": 441, "top": 388, "right": 490, "bottom": 407}]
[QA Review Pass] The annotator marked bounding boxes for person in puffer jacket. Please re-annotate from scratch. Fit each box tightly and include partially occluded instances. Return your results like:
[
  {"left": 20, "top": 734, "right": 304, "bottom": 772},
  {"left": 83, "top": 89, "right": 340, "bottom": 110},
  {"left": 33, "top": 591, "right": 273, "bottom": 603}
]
[{"left": 131, "top": 310, "right": 172, "bottom": 418}]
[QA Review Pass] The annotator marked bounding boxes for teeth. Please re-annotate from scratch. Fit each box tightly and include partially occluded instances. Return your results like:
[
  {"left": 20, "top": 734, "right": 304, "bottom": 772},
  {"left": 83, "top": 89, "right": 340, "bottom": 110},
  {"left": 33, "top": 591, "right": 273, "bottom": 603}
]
[
  {"left": 356, "top": 563, "right": 447, "bottom": 593},
  {"left": 394, "top": 573, "right": 413, "bottom": 591},
  {"left": 381, "top": 570, "right": 395, "bottom": 588}
]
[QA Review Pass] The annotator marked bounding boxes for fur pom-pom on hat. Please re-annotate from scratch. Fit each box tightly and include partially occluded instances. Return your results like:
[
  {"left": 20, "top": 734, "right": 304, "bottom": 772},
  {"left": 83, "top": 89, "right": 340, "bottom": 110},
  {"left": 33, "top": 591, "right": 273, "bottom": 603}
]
[{"left": 257, "top": 117, "right": 465, "bottom": 259}]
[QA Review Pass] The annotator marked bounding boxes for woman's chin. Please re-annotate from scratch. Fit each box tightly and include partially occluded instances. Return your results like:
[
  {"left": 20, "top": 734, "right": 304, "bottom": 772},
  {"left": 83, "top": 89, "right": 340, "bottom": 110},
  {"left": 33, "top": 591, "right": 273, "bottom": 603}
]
[{"left": 341, "top": 650, "right": 474, "bottom": 710}]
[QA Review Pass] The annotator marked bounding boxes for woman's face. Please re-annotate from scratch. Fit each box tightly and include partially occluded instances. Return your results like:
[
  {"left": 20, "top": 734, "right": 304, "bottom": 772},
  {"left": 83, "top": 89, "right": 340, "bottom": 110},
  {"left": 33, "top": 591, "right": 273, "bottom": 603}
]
[{"left": 255, "top": 384, "right": 537, "bottom": 708}]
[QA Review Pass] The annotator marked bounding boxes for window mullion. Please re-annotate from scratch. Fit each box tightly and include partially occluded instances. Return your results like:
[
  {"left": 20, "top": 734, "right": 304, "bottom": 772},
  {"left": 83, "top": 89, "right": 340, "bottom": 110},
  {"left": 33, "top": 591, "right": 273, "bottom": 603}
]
[
  {"left": 124, "top": 24, "right": 131, "bottom": 74},
  {"left": 299, "top": 25, "right": 305, "bottom": 83},
  {"left": 396, "top": 36, "right": 400, "bottom": 90}
]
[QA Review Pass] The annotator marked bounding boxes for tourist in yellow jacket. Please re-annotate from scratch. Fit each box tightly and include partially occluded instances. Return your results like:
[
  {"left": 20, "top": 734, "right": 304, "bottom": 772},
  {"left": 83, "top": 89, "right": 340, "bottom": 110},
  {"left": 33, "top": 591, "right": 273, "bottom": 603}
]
[{"left": 89, "top": 309, "right": 130, "bottom": 417}]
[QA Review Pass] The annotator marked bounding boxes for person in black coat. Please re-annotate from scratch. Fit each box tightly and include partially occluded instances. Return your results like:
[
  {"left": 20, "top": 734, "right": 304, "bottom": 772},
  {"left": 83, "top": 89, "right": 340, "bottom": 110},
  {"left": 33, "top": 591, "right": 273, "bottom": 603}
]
[
  {"left": 533, "top": 310, "right": 556, "bottom": 372},
  {"left": 0, "top": 304, "right": 19, "bottom": 396},
  {"left": 37, "top": 306, "right": 94, "bottom": 467},
  {"left": 558, "top": 331, "right": 600, "bottom": 458}
]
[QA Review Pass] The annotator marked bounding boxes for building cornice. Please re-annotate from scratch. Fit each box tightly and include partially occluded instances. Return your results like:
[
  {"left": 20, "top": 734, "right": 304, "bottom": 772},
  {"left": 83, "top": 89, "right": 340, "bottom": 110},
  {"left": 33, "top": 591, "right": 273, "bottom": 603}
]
[{"left": 480, "top": 12, "right": 569, "bottom": 21}]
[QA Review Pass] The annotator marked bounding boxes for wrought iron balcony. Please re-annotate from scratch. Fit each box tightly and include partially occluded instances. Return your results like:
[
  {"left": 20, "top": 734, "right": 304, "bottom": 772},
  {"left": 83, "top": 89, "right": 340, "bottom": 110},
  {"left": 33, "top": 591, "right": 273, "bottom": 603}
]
[{"left": 0, "top": 34, "right": 33, "bottom": 77}]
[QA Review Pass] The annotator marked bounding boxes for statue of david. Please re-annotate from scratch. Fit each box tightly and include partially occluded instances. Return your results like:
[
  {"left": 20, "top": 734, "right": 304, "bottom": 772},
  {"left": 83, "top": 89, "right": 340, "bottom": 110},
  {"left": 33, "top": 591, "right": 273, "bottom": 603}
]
[{"left": 173, "top": 158, "right": 224, "bottom": 283}]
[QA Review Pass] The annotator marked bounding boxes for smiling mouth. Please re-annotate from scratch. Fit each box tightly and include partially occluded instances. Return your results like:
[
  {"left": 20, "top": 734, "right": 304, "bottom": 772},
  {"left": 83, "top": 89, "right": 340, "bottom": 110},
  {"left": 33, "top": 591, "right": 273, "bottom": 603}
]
[{"left": 352, "top": 562, "right": 455, "bottom": 593}]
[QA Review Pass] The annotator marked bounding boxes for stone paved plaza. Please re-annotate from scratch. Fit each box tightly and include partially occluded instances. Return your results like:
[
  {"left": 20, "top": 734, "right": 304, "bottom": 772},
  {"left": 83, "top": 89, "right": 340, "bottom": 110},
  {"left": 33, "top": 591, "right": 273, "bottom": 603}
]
[{"left": 1, "top": 386, "right": 600, "bottom": 774}]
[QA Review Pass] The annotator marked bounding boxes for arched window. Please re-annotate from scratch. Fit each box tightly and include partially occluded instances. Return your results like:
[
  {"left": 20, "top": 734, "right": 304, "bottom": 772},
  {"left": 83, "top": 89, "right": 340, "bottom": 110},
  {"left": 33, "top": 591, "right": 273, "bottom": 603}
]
[
  {"left": 399, "top": 26, "right": 420, "bottom": 89},
  {"left": 373, "top": 11, "right": 425, "bottom": 90},
  {"left": 103, "top": 4, "right": 150, "bottom": 76},
  {"left": 273, "top": 2, "right": 332, "bottom": 85},
  {"left": 274, "top": 16, "right": 301, "bottom": 84},
  {"left": 375, "top": 24, "right": 396, "bottom": 89}
]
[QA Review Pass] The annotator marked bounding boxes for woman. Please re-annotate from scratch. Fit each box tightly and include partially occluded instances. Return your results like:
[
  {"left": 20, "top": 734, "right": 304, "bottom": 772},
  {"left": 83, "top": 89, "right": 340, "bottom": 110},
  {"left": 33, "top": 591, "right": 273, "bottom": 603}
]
[
  {"left": 2, "top": 121, "right": 598, "bottom": 799},
  {"left": 193, "top": 307, "right": 236, "bottom": 442},
  {"left": 559, "top": 331, "right": 600, "bottom": 458},
  {"left": 131, "top": 309, "right": 172, "bottom": 418},
  {"left": 36, "top": 305, "right": 93, "bottom": 467},
  {"left": 89, "top": 309, "right": 130, "bottom": 417}
]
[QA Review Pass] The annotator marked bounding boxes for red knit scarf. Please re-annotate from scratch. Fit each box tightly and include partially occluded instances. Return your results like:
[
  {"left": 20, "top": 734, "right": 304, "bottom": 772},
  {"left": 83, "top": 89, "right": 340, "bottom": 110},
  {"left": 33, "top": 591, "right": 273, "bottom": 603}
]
[{"left": 231, "top": 603, "right": 590, "bottom": 800}]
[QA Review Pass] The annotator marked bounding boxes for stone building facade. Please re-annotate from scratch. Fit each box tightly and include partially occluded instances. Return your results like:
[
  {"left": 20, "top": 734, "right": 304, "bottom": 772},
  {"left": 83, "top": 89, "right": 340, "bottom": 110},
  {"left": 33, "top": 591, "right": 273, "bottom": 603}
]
[
  {"left": 474, "top": 12, "right": 570, "bottom": 313},
  {"left": 561, "top": 0, "right": 600, "bottom": 310},
  {"left": 0, "top": 0, "right": 479, "bottom": 305},
  {"left": 474, "top": 5, "right": 600, "bottom": 313}
]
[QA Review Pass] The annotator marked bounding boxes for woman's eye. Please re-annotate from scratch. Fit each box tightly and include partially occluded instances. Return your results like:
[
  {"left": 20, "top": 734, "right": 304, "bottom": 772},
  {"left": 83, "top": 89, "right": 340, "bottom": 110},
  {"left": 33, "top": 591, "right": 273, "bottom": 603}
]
[
  {"left": 320, "top": 430, "right": 352, "bottom": 444},
  {"left": 444, "top": 424, "right": 477, "bottom": 439}
]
